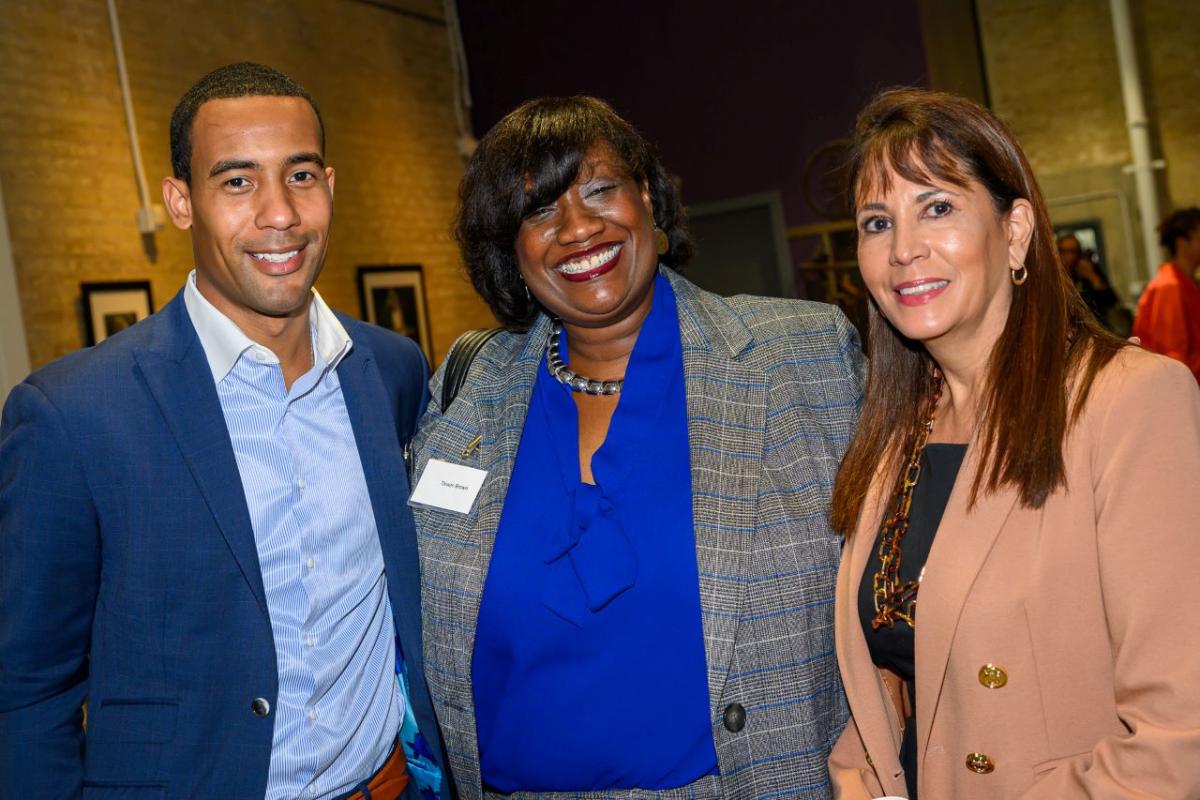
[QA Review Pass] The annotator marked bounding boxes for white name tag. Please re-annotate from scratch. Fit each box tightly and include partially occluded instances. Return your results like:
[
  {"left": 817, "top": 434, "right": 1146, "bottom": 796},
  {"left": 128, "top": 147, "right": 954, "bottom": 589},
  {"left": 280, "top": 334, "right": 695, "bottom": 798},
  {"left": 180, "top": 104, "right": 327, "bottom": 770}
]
[{"left": 409, "top": 458, "right": 488, "bottom": 514}]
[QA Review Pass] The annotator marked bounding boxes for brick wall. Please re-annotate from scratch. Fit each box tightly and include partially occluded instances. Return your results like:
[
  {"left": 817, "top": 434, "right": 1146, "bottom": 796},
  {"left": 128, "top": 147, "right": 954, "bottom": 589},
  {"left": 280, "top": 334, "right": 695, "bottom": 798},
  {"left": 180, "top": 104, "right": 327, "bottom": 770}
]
[
  {"left": 0, "top": 0, "right": 493, "bottom": 370},
  {"left": 977, "top": 0, "right": 1200, "bottom": 299}
]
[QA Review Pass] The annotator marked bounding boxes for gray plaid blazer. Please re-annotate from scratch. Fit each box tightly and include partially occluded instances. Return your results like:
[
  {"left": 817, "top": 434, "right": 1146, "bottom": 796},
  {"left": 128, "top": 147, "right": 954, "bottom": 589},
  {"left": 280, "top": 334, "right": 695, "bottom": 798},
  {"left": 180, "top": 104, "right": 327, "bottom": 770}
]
[{"left": 411, "top": 270, "right": 865, "bottom": 800}]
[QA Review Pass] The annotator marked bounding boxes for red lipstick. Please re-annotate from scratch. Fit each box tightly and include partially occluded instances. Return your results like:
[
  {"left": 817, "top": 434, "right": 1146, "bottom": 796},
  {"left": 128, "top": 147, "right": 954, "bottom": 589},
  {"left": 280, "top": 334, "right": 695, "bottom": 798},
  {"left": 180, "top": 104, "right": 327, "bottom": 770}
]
[{"left": 554, "top": 242, "right": 623, "bottom": 282}]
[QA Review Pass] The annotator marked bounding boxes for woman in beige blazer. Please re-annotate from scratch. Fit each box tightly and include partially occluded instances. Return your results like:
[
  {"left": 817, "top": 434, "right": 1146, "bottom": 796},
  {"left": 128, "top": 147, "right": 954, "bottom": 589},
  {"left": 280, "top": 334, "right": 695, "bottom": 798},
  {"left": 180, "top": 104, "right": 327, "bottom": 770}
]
[{"left": 827, "top": 87, "right": 1200, "bottom": 799}]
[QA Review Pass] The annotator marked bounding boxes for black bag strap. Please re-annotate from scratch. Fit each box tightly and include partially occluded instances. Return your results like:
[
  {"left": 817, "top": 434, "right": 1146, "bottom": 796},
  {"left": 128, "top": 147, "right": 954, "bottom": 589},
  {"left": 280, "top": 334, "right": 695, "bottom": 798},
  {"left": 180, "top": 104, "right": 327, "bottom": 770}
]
[{"left": 441, "top": 327, "right": 503, "bottom": 411}]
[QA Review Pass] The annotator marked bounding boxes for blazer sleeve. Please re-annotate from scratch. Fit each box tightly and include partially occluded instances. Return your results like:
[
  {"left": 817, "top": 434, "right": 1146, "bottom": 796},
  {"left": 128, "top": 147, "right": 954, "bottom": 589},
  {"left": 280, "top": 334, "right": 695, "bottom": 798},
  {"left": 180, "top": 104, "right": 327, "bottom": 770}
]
[
  {"left": 0, "top": 380, "right": 100, "bottom": 797},
  {"left": 401, "top": 342, "right": 431, "bottom": 441},
  {"left": 1022, "top": 354, "right": 1200, "bottom": 797},
  {"left": 829, "top": 715, "right": 885, "bottom": 800}
]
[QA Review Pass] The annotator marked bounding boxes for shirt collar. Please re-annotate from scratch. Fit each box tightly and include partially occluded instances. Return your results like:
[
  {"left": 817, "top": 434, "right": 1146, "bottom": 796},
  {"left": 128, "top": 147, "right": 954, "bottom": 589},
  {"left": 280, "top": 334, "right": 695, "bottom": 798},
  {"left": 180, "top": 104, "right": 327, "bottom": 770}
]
[{"left": 183, "top": 270, "right": 352, "bottom": 384}]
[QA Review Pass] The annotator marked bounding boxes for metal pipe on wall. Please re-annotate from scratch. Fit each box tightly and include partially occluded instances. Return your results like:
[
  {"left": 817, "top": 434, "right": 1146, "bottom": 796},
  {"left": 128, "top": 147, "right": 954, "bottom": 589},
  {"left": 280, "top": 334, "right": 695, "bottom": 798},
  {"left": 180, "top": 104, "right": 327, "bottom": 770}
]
[
  {"left": 0, "top": 178, "right": 31, "bottom": 401},
  {"left": 1109, "top": 0, "right": 1162, "bottom": 284},
  {"left": 443, "top": 0, "right": 477, "bottom": 159},
  {"left": 106, "top": 0, "right": 159, "bottom": 235}
]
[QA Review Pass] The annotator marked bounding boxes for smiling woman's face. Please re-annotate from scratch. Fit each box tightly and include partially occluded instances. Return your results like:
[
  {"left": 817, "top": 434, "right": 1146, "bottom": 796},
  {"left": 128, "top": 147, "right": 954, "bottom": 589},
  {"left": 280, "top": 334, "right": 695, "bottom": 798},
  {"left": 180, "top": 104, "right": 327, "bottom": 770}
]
[
  {"left": 514, "top": 143, "right": 658, "bottom": 331},
  {"left": 855, "top": 164, "right": 1030, "bottom": 357}
]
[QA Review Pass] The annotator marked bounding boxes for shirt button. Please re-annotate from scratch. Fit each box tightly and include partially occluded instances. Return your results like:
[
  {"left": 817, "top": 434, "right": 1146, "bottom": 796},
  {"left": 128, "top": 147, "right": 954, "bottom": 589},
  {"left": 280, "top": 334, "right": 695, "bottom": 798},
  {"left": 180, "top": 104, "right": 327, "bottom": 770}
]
[
  {"left": 307, "top": 707, "right": 317, "bottom": 721},
  {"left": 306, "top": 634, "right": 316, "bottom": 648},
  {"left": 306, "top": 557, "right": 316, "bottom": 570},
  {"left": 308, "top": 785, "right": 317, "bottom": 797},
  {"left": 251, "top": 697, "right": 270, "bottom": 717},
  {"left": 296, "top": 477, "right": 306, "bottom": 490}
]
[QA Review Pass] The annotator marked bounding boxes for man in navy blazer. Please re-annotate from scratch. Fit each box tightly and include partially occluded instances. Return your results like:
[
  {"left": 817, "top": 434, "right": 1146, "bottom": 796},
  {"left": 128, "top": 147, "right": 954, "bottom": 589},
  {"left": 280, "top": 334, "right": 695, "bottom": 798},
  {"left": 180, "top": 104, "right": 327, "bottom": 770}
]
[{"left": 0, "top": 63, "right": 447, "bottom": 799}]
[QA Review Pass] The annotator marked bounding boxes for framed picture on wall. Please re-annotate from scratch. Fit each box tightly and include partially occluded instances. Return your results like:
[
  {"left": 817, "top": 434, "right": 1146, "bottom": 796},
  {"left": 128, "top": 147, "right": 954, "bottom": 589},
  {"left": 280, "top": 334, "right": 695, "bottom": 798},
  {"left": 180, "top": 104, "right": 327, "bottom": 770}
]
[
  {"left": 81, "top": 280, "right": 154, "bottom": 347},
  {"left": 356, "top": 265, "right": 432, "bottom": 360}
]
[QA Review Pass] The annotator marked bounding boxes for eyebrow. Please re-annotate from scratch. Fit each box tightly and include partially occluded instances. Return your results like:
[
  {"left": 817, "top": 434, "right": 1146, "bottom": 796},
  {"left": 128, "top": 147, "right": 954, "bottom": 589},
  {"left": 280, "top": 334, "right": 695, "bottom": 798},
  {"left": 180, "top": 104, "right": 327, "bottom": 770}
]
[
  {"left": 209, "top": 159, "right": 258, "bottom": 178},
  {"left": 288, "top": 152, "right": 325, "bottom": 168},
  {"left": 207, "top": 152, "right": 325, "bottom": 178},
  {"left": 857, "top": 188, "right": 955, "bottom": 214}
]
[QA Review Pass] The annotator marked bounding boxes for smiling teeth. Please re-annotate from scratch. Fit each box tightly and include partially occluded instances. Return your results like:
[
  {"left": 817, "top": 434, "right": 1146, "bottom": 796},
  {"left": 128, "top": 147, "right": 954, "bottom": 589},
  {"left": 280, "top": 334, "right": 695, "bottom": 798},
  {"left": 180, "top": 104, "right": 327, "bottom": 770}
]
[
  {"left": 251, "top": 250, "right": 299, "bottom": 263},
  {"left": 898, "top": 280, "right": 949, "bottom": 296},
  {"left": 557, "top": 244, "right": 621, "bottom": 274}
]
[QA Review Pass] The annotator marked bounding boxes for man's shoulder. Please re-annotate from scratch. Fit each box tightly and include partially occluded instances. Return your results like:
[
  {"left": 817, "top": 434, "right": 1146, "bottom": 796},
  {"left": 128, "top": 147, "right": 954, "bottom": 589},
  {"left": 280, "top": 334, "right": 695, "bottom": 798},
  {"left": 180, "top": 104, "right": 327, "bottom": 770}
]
[
  {"left": 335, "top": 316, "right": 429, "bottom": 430},
  {"left": 22, "top": 308, "right": 172, "bottom": 405},
  {"left": 338, "top": 313, "right": 425, "bottom": 368}
]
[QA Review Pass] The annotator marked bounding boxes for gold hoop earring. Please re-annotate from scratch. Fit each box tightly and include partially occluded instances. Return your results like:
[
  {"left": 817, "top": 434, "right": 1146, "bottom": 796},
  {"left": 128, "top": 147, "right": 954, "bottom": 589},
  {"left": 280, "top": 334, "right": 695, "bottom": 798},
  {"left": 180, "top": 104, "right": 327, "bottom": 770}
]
[
  {"left": 1010, "top": 265, "right": 1028, "bottom": 286},
  {"left": 653, "top": 226, "right": 669, "bottom": 256}
]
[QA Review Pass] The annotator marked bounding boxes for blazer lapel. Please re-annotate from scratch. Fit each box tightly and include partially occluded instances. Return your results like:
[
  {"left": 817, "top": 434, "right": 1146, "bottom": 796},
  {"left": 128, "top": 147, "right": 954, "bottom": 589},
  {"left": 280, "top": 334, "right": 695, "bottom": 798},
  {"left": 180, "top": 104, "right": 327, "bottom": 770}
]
[
  {"left": 914, "top": 442, "right": 1019, "bottom": 769},
  {"left": 132, "top": 294, "right": 268, "bottom": 618},
  {"left": 669, "top": 273, "right": 765, "bottom": 715},
  {"left": 837, "top": 470, "right": 906, "bottom": 785},
  {"left": 471, "top": 328, "right": 544, "bottom": 591},
  {"left": 447, "top": 318, "right": 545, "bottom": 643},
  {"left": 335, "top": 338, "right": 423, "bottom": 655}
]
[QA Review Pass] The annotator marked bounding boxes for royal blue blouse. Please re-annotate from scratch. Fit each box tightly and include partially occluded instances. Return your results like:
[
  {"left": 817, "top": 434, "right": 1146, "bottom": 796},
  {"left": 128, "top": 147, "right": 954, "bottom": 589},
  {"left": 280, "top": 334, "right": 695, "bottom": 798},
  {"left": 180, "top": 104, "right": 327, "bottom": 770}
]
[{"left": 472, "top": 274, "right": 718, "bottom": 791}]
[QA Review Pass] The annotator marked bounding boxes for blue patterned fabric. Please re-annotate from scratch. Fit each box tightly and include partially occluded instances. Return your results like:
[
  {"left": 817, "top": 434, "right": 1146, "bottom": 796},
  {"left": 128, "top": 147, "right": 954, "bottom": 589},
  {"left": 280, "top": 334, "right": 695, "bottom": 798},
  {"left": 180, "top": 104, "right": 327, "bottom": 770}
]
[
  {"left": 397, "top": 638, "right": 444, "bottom": 798},
  {"left": 471, "top": 275, "right": 718, "bottom": 791}
]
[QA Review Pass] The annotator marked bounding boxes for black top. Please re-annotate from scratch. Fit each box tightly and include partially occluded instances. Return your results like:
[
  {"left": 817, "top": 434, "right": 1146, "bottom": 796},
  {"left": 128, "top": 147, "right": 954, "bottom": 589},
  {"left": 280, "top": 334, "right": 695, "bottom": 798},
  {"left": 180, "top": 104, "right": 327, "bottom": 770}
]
[{"left": 859, "top": 443, "right": 967, "bottom": 800}]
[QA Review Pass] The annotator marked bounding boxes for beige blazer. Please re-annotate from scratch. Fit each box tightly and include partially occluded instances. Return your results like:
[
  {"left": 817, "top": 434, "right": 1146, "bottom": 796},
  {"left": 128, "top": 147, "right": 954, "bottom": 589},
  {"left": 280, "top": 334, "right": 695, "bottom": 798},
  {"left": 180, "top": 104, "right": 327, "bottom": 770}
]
[{"left": 830, "top": 348, "right": 1200, "bottom": 799}]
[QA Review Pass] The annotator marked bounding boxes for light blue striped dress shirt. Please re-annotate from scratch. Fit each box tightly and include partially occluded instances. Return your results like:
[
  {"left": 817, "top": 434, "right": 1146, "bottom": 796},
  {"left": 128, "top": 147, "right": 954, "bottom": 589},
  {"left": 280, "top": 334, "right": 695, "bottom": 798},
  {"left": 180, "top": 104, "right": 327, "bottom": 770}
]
[{"left": 184, "top": 273, "right": 402, "bottom": 800}]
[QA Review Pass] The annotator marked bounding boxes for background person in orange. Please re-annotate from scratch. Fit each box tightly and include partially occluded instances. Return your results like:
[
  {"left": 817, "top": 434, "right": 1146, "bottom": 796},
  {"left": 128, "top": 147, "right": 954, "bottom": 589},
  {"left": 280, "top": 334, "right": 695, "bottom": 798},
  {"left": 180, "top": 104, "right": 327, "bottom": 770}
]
[{"left": 1134, "top": 207, "right": 1200, "bottom": 382}]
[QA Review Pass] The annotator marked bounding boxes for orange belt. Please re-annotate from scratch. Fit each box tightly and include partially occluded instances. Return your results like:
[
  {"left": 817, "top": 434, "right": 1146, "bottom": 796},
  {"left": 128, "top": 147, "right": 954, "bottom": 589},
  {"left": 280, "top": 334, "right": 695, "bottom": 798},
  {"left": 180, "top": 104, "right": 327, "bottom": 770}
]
[{"left": 344, "top": 740, "right": 409, "bottom": 800}]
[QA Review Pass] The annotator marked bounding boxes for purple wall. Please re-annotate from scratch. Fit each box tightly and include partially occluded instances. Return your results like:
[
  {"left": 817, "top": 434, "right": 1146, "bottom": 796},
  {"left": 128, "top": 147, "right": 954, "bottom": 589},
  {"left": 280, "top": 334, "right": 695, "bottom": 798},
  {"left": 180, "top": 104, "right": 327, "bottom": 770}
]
[{"left": 458, "top": 1, "right": 929, "bottom": 236}]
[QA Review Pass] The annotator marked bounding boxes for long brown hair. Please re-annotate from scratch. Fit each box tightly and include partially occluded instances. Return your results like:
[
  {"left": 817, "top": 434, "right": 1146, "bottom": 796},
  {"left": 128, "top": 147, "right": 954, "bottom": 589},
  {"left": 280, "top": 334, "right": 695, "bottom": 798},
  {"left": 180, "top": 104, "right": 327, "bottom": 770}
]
[{"left": 830, "top": 88, "right": 1127, "bottom": 535}]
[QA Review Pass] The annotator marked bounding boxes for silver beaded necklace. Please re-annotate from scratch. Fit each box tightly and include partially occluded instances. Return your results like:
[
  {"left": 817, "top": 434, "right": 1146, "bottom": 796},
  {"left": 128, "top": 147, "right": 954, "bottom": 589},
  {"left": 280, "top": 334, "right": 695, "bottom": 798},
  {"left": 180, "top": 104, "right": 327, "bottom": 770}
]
[{"left": 545, "top": 321, "right": 623, "bottom": 396}]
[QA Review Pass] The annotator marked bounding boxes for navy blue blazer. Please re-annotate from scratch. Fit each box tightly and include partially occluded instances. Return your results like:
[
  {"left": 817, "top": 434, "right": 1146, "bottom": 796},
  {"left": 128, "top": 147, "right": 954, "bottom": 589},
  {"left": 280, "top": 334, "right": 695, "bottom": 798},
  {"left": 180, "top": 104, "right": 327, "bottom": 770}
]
[{"left": 0, "top": 291, "right": 448, "bottom": 799}]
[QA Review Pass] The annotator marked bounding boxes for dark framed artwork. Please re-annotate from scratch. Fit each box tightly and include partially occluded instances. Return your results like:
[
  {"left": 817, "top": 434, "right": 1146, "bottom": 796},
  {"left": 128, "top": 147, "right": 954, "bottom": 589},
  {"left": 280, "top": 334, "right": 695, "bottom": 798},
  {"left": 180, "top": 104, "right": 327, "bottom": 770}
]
[
  {"left": 356, "top": 265, "right": 432, "bottom": 360},
  {"left": 81, "top": 280, "right": 154, "bottom": 347}
]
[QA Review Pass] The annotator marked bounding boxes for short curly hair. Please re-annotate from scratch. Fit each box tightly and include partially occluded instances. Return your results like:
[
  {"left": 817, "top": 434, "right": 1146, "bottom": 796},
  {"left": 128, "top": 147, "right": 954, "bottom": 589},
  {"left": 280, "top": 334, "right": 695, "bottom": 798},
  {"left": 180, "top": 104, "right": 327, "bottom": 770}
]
[
  {"left": 170, "top": 62, "right": 323, "bottom": 184},
  {"left": 453, "top": 96, "right": 692, "bottom": 330},
  {"left": 1158, "top": 207, "right": 1200, "bottom": 257}
]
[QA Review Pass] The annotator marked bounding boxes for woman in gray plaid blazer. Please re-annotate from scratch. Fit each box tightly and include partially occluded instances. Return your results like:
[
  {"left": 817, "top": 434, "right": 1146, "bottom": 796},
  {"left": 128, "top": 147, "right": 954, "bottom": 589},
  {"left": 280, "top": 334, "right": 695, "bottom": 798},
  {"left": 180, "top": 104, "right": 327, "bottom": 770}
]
[{"left": 409, "top": 97, "right": 865, "bottom": 800}]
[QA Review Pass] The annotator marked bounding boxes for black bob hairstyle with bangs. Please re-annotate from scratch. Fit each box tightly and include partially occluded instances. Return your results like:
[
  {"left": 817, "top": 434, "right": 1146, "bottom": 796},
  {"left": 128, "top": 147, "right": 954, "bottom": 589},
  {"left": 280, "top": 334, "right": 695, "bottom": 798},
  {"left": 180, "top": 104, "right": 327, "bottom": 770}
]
[{"left": 453, "top": 96, "right": 693, "bottom": 330}]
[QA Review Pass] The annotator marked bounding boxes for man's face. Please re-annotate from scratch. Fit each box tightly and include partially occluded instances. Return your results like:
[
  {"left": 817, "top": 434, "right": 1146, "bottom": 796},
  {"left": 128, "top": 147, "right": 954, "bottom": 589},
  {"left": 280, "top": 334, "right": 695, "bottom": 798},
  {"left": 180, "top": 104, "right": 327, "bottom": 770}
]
[{"left": 163, "top": 96, "right": 334, "bottom": 331}]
